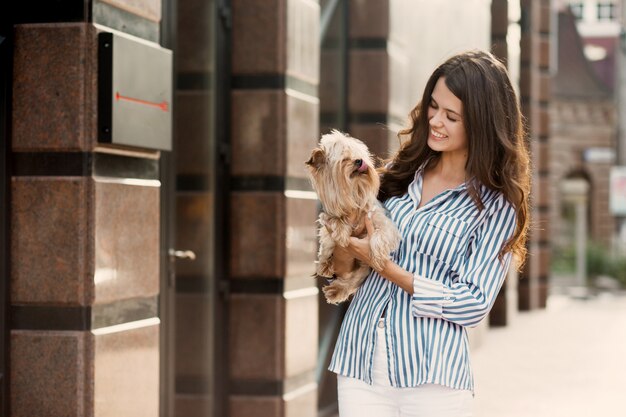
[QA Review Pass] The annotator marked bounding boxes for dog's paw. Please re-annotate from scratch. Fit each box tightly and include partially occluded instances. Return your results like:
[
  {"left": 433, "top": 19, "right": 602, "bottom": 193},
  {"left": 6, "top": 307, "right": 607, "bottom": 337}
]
[
  {"left": 323, "top": 284, "right": 350, "bottom": 305},
  {"left": 318, "top": 261, "right": 334, "bottom": 278}
]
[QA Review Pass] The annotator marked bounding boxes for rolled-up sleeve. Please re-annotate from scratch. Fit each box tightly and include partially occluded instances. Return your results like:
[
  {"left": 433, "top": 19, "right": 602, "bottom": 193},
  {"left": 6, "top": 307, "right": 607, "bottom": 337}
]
[
  {"left": 411, "top": 197, "right": 517, "bottom": 327},
  {"left": 412, "top": 273, "right": 456, "bottom": 317}
]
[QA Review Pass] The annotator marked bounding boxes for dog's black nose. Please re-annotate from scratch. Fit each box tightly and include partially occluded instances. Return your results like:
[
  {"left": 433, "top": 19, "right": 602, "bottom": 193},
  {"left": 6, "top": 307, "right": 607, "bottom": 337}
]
[{"left": 355, "top": 159, "right": 363, "bottom": 167}]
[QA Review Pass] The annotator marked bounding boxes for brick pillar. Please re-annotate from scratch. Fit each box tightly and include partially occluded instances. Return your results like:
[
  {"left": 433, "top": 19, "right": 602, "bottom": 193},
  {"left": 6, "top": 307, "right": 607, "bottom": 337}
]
[
  {"left": 488, "top": 0, "right": 511, "bottom": 327},
  {"left": 10, "top": 0, "right": 164, "bottom": 414},
  {"left": 519, "top": 0, "right": 551, "bottom": 310},
  {"left": 229, "top": 1, "right": 320, "bottom": 416}
]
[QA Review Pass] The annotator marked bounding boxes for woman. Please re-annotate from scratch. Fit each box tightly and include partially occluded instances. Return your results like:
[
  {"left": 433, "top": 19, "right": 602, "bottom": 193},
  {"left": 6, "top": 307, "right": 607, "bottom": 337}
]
[{"left": 329, "top": 49, "right": 530, "bottom": 417}]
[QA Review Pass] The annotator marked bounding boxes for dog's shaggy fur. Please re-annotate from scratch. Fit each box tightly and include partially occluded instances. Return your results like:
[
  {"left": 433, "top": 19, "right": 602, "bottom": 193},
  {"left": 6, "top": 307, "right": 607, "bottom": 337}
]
[{"left": 305, "top": 130, "right": 401, "bottom": 304}]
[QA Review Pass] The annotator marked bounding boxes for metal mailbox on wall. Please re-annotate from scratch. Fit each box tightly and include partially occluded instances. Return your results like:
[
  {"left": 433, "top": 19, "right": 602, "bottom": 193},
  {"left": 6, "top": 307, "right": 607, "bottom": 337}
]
[{"left": 98, "top": 31, "right": 173, "bottom": 151}]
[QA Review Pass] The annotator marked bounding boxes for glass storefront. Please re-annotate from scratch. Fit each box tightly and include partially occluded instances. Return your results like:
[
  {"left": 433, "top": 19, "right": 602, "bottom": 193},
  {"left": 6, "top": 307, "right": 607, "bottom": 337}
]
[{"left": 160, "top": 1, "right": 224, "bottom": 416}]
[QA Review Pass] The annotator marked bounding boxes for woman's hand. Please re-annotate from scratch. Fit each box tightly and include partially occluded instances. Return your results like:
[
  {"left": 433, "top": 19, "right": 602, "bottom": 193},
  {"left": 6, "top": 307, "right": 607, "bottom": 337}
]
[
  {"left": 334, "top": 215, "right": 412, "bottom": 293},
  {"left": 345, "top": 215, "right": 375, "bottom": 267},
  {"left": 328, "top": 216, "right": 375, "bottom": 276}
]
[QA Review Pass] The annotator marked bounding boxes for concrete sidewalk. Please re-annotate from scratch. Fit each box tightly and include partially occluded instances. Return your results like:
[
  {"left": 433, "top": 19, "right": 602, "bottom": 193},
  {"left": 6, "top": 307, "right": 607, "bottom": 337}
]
[{"left": 472, "top": 290, "right": 626, "bottom": 417}]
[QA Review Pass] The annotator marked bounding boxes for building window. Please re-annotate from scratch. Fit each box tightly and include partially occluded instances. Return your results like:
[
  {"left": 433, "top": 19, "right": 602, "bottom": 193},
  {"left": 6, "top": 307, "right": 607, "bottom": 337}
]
[
  {"left": 570, "top": 2, "right": 584, "bottom": 20},
  {"left": 597, "top": 2, "right": 616, "bottom": 20}
]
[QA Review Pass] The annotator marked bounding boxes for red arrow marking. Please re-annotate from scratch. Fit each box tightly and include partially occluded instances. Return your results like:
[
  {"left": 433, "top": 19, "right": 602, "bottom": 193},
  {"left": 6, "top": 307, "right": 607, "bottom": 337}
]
[{"left": 115, "top": 92, "right": 169, "bottom": 112}]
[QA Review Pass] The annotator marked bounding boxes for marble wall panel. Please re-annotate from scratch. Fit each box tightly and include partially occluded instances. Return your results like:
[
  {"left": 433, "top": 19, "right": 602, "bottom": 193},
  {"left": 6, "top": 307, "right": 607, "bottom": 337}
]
[
  {"left": 349, "top": 0, "right": 389, "bottom": 39},
  {"left": 348, "top": 123, "right": 396, "bottom": 161},
  {"left": 230, "top": 192, "right": 286, "bottom": 279},
  {"left": 319, "top": 49, "right": 342, "bottom": 116},
  {"left": 11, "top": 330, "right": 94, "bottom": 417},
  {"left": 286, "top": 0, "right": 320, "bottom": 84},
  {"left": 284, "top": 293, "right": 318, "bottom": 378},
  {"left": 93, "top": 320, "right": 159, "bottom": 417},
  {"left": 11, "top": 177, "right": 94, "bottom": 305},
  {"left": 348, "top": 50, "right": 389, "bottom": 114},
  {"left": 94, "top": 179, "right": 159, "bottom": 304},
  {"left": 175, "top": 92, "right": 214, "bottom": 178},
  {"left": 229, "top": 294, "right": 284, "bottom": 380},
  {"left": 285, "top": 196, "right": 317, "bottom": 280},
  {"left": 175, "top": 396, "right": 212, "bottom": 417},
  {"left": 284, "top": 387, "right": 317, "bottom": 417},
  {"left": 231, "top": 90, "right": 286, "bottom": 177},
  {"left": 286, "top": 90, "right": 319, "bottom": 180},
  {"left": 13, "top": 23, "right": 97, "bottom": 152},
  {"left": 230, "top": 396, "right": 282, "bottom": 417},
  {"left": 176, "top": 0, "right": 214, "bottom": 73},
  {"left": 232, "top": 0, "right": 286, "bottom": 74}
]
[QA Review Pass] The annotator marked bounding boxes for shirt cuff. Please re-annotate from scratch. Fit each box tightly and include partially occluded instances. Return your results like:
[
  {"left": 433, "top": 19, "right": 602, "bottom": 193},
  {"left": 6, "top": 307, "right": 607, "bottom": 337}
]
[{"left": 411, "top": 273, "right": 455, "bottom": 319}]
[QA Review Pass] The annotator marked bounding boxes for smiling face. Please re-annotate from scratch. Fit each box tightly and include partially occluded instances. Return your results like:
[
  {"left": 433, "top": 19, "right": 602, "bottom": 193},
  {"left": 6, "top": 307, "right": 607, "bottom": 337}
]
[{"left": 426, "top": 77, "right": 468, "bottom": 158}]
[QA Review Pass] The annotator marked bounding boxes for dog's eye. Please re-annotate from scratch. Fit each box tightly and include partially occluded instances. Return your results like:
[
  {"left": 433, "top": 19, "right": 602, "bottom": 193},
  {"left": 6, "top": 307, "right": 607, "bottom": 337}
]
[{"left": 355, "top": 159, "right": 363, "bottom": 167}]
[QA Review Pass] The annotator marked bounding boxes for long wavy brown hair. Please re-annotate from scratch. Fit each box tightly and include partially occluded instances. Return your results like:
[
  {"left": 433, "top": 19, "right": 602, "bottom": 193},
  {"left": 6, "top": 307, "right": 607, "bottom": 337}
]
[{"left": 378, "top": 50, "right": 530, "bottom": 268}]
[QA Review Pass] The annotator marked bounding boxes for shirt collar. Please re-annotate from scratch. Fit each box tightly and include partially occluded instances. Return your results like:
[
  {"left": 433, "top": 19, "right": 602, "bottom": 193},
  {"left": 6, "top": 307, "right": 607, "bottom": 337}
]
[{"left": 407, "top": 157, "right": 471, "bottom": 209}]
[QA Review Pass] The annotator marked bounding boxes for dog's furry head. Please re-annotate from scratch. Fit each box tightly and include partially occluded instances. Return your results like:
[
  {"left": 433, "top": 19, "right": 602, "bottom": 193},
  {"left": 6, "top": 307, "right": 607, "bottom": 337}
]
[{"left": 305, "top": 130, "right": 380, "bottom": 216}]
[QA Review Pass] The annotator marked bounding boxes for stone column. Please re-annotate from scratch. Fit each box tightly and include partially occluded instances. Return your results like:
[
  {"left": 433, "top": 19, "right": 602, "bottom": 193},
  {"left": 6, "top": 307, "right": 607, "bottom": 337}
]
[
  {"left": 229, "top": 1, "right": 320, "bottom": 416},
  {"left": 10, "top": 0, "right": 164, "bottom": 413},
  {"left": 347, "top": 0, "right": 402, "bottom": 157}
]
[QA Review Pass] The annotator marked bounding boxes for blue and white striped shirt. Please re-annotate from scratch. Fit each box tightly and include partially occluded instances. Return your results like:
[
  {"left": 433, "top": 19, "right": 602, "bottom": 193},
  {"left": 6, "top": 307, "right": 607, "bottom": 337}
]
[{"left": 328, "top": 163, "right": 517, "bottom": 392}]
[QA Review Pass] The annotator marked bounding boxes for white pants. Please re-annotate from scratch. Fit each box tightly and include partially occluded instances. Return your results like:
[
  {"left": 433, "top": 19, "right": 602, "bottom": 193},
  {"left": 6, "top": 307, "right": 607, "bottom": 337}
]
[{"left": 337, "top": 319, "right": 474, "bottom": 417}]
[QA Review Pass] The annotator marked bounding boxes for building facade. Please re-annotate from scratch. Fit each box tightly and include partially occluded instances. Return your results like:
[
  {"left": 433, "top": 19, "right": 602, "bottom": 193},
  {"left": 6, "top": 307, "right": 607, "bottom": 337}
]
[
  {"left": 0, "top": 1, "right": 552, "bottom": 416},
  {"left": 550, "top": 8, "right": 617, "bottom": 273}
]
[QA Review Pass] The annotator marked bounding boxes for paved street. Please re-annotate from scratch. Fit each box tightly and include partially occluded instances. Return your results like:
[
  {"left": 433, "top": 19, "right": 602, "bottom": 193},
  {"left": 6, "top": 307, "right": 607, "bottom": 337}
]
[{"left": 472, "top": 290, "right": 626, "bottom": 417}]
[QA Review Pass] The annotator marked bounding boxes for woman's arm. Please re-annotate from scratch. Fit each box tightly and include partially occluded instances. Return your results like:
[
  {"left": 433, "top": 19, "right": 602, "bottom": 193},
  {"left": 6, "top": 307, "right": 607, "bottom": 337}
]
[
  {"left": 347, "top": 198, "right": 518, "bottom": 328},
  {"left": 331, "top": 244, "right": 358, "bottom": 277},
  {"left": 409, "top": 200, "right": 517, "bottom": 327},
  {"left": 344, "top": 216, "right": 413, "bottom": 293},
  {"left": 374, "top": 259, "right": 414, "bottom": 294}
]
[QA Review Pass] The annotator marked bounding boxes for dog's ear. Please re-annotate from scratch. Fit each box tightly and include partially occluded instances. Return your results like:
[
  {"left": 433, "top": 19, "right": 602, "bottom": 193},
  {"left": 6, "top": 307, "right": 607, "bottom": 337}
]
[{"left": 305, "top": 148, "right": 326, "bottom": 169}]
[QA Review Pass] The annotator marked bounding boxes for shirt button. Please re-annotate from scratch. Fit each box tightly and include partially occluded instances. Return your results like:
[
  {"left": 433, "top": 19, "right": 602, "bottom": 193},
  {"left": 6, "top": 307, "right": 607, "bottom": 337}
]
[{"left": 377, "top": 320, "right": 385, "bottom": 328}]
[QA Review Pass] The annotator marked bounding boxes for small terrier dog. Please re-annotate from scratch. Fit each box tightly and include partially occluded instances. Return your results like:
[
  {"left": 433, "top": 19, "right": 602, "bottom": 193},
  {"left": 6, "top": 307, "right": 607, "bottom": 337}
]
[{"left": 305, "top": 130, "right": 401, "bottom": 304}]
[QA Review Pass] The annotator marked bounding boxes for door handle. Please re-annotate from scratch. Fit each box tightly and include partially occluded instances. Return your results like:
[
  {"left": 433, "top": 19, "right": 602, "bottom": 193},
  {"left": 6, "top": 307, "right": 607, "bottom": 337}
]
[{"left": 169, "top": 249, "right": 197, "bottom": 261}]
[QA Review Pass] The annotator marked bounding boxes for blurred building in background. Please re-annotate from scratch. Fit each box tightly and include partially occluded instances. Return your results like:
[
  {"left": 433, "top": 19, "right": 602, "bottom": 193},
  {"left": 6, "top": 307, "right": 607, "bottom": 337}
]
[
  {"left": 550, "top": 6, "right": 617, "bottom": 283},
  {"left": 564, "top": 0, "right": 621, "bottom": 89},
  {"left": 551, "top": 0, "right": 626, "bottom": 291},
  {"left": 0, "top": 1, "right": 554, "bottom": 416}
]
